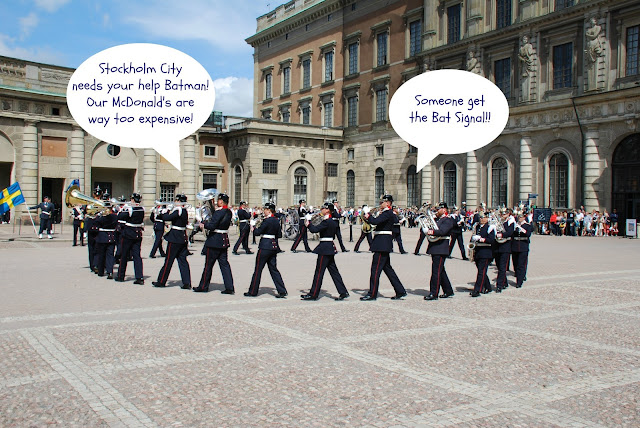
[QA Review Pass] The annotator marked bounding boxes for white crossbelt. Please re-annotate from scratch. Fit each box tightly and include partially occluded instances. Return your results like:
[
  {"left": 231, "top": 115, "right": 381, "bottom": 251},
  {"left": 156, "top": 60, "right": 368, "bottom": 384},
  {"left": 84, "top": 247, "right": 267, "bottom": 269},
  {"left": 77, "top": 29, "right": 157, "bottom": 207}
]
[
  {"left": 125, "top": 223, "right": 144, "bottom": 227},
  {"left": 42, "top": 211, "right": 51, "bottom": 216},
  {"left": 171, "top": 226, "right": 186, "bottom": 231},
  {"left": 99, "top": 228, "right": 115, "bottom": 232},
  {"left": 319, "top": 237, "right": 334, "bottom": 242},
  {"left": 332, "top": 218, "right": 339, "bottom": 220},
  {"left": 239, "top": 220, "right": 248, "bottom": 223},
  {"left": 373, "top": 231, "right": 392, "bottom": 236},
  {"left": 154, "top": 219, "right": 164, "bottom": 223},
  {"left": 512, "top": 237, "right": 529, "bottom": 241},
  {"left": 213, "top": 229, "right": 228, "bottom": 234},
  {"left": 262, "top": 234, "right": 276, "bottom": 239},
  {"left": 118, "top": 220, "right": 126, "bottom": 223}
]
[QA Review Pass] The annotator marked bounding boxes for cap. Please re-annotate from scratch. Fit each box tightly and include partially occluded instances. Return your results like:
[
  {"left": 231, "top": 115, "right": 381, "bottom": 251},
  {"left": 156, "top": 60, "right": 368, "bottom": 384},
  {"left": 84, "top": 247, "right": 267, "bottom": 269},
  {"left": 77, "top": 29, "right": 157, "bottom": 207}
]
[
  {"left": 380, "top": 194, "right": 394, "bottom": 203},
  {"left": 176, "top": 194, "right": 188, "bottom": 203},
  {"left": 102, "top": 192, "right": 110, "bottom": 201},
  {"left": 217, "top": 193, "right": 229, "bottom": 204},
  {"left": 263, "top": 202, "right": 276, "bottom": 211},
  {"left": 43, "top": 195, "right": 50, "bottom": 200},
  {"left": 118, "top": 196, "right": 126, "bottom": 203},
  {"left": 239, "top": 200, "right": 247, "bottom": 206},
  {"left": 332, "top": 199, "right": 338, "bottom": 204},
  {"left": 438, "top": 202, "right": 448, "bottom": 209},
  {"left": 321, "top": 202, "right": 334, "bottom": 211},
  {"left": 517, "top": 211, "right": 526, "bottom": 218},
  {"left": 299, "top": 199, "right": 306, "bottom": 204},
  {"left": 131, "top": 193, "right": 142, "bottom": 203}
]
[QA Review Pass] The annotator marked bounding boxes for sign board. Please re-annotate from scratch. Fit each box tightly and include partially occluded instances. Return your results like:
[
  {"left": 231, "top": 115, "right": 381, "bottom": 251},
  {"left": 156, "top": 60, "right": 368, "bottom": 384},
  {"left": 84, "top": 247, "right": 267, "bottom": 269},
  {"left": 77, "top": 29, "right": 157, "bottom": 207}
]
[
  {"left": 533, "top": 208, "right": 553, "bottom": 223},
  {"left": 626, "top": 219, "right": 637, "bottom": 238},
  {"left": 528, "top": 193, "right": 538, "bottom": 199}
]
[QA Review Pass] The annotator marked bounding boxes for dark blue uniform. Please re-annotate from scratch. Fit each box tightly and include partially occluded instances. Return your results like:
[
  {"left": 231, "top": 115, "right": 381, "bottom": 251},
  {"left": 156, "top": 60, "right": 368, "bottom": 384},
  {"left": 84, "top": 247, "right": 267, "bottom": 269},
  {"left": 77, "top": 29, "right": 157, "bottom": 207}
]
[
  {"left": 233, "top": 208, "right": 253, "bottom": 254},
  {"left": 365, "top": 209, "right": 406, "bottom": 299},
  {"left": 392, "top": 214, "right": 407, "bottom": 253},
  {"left": 116, "top": 205, "right": 145, "bottom": 282},
  {"left": 291, "top": 206, "right": 312, "bottom": 252},
  {"left": 414, "top": 226, "right": 427, "bottom": 255},
  {"left": 306, "top": 216, "right": 348, "bottom": 298},
  {"left": 85, "top": 215, "right": 100, "bottom": 270},
  {"left": 31, "top": 202, "right": 54, "bottom": 235},
  {"left": 72, "top": 206, "right": 84, "bottom": 246},
  {"left": 155, "top": 207, "right": 192, "bottom": 287},
  {"left": 426, "top": 216, "right": 455, "bottom": 298},
  {"left": 448, "top": 213, "right": 467, "bottom": 259},
  {"left": 114, "top": 210, "right": 127, "bottom": 262},
  {"left": 196, "top": 206, "right": 234, "bottom": 292},
  {"left": 511, "top": 221, "right": 533, "bottom": 288},
  {"left": 354, "top": 225, "right": 373, "bottom": 252},
  {"left": 149, "top": 210, "right": 166, "bottom": 258},
  {"left": 246, "top": 216, "right": 287, "bottom": 296},
  {"left": 332, "top": 209, "right": 348, "bottom": 252},
  {"left": 493, "top": 217, "right": 514, "bottom": 291},
  {"left": 472, "top": 223, "right": 496, "bottom": 294},
  {"left": 95, "top": 213, "right": 118, "bottom": 277}
]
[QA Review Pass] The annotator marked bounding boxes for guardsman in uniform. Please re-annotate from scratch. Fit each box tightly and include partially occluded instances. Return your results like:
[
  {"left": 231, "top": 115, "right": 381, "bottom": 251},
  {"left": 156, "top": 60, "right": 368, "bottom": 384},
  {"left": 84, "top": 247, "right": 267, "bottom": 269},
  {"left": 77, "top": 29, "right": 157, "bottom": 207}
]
[
  {"left": 193, "top": 193, "right": 235, "bottom": 293},
  {"left": 332, "top": 200, "right": 349, "bottom": 252},
  {"left": 71, "top": 204, "right": 84, "bottom": 246},
  {"left": 94, "top": 206, "right": 118, "bottom": 279},
  {"left": 30, "top": 196, "right": 54, "bottom": 239},
  {"left": 360, "top": 195, "right": 406, "bottom": 301},
  {"left": 469, "top": 212, "right": 496, "bottom": 297},
  {"left": 493, "top": 208, "right": 515, "bottom": 292},
  {"left": 245, "top": 202, "right": 287, "bottom": 298},
  {"left": 392, "top": 206, "right": 408, "bottom": 254},
  {"left": 414, "top": 226, "right": 427, "bottom": 255},
  {"left": 425, "top": 202, "right": 455, "bottom": 301},
  {"left": 511, "top": 212, "right": 533, "bottom": 288},
  {"left": 115, "top": 193, "right": 145, "bottom": 284},
  {"left": 232, "top": 201, "right": 253, "bottom": 255},
  {"left": 149, "top": 202, "right": 166, "bottom": 258},
  {"left": 448, "top": 207, "right": 469, "bottom": 260},
  {"left": 290, "top": 199, "right": 312, "bottom": 253},
  {"left": 113, "top": 197, "right": 127, "bottom": 264},
  {"left": 354, "top": 205, "right": 373, "bottom": 253},
  {"left": 300, "top": 203, "right": 349, "bottom": 301},
  {"left": 153, "top": 194, "right": 192, "bottom": 289},
  {"left": 85, "top": 211, "right": 100, "bottom": 271}
]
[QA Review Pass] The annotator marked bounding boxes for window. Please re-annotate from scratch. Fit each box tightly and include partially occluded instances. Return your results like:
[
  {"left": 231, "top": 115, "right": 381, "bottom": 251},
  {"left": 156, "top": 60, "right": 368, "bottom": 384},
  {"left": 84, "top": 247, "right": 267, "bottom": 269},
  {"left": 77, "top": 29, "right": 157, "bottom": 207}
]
[
  {"left": 324, "top": 51, "right": 333, "bottom": 82},
  {"left": 268, "top": 138, "right": 274, "bottom": 145},
  {"left": 491, "top": 157, "right": 508, "bottom": 207},
  {"left": 347, "top": 148, "right": 355, "bottom": 161},
  {"left": 375, "top": 168, "right": 385, "bottom": 199},
  {"left": 265, "top": 73, "right": 272, "bottom": 99},
  {"left": 347, "top": 96, "right": 358, "bottom": 127},
  {"left": 352, "top": 3, "right": 356, "bottom": 11},
  {"left": 549, "top": 153, "right": 568, "bottom": 208},
  {"left": 234, "top": 166, "right": 242, "bottom": 205},
  {"left": 407, "top": 165, "right": 419, "bottom": 207},
  {"left": 447, "top": 4, "right": 461, "bottom": 44},
  {"left": 408, "top": 144, "right": 418, "bottom": 154},
  {"left": 283, "top": 66, "right": 291, "bottom": 94},
  {"left": 293, "top": 167, "right": 307, "bottom": 203},
  {"left": 377, "top": 32, "right": 388, "bottom": 66},
  {"left": 262, "top": 189, "right": 278, "bottom": 205},
  {"left": 327, "top": 13, "right": 332, "bottom": 22},
  {"left": 553, "top": 42, "right": 573, "bottom": 89},
  {"left": 494, "top": 58, "right": 511, "bottom": 98},
  {"left": 443, "top": 162, "right": 457, "bottom": 207},
  {"left": 160, "top": 184, "right": 176, "bottom": 202},
  {"left": 375, "top": 89, "right": 387, "bottom": 122},
  {"left": 556, "top": 0, "right": 574, "bottom": 10},
  {"left": 302, "top": 59, "right": 311, "bottom": 89},
  {"left": 282, "top": 111, "right": 290, "bottom": 123},
  {"left": 302, "top": 106, "right": 311, "bottom": 125},
  {"left": 409, "top": 20, "right": 422, "bottom": 57},
  {"left": 263, "top": 159, "right": 278, "bottom": 174},
  {"left": 376, "top": 145, "right": 384, "bottom": 158},
  {"left": 203, "top": 173, "right": 218, "bottom": 189},
  {"left": 323, "top": 101, "right": 333, "bottom": 127},
  {"left": 327, "top": 163, "right": 338, "bottom": 177},
  {"left": 346, "top": 170, "right": 355, "bottom": 207},
  {"left": 496, "top": 0, "right": 512, "bottom": 30},
  {"left": 627, "top": 25, "right": 640, "bottom": 76},
  {"left": 204, "top": 145, "right": 216, "bottom": 157},
  {"left": 348, "top": 43, "right": 358, "bottom": 75},
  {"left": 107, "top": 144, "right": 120, "bottom": 157},
  {"left": 51, "top": 107, "right": 60, "bottom": 116}
]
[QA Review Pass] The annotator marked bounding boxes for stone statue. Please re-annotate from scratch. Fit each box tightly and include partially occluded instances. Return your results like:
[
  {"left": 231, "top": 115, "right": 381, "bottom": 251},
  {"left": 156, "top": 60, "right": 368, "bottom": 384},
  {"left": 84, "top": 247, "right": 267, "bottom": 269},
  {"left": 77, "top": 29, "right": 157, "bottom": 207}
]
[
  {"left": 518, "top": 35, "right": 536, "bottom": 102},
  {"left": 466, "top": 49, "right": 479, "bottom": 74},
  {"left": 585, "top": 17, "right": 603, "bottom": 64}
]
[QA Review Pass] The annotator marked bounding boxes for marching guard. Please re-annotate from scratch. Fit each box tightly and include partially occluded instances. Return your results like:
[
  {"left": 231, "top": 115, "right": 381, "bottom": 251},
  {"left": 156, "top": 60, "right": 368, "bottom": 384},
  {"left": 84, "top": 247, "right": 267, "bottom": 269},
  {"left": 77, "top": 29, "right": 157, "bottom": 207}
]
[
  {"left": 360, "top": 195, "right": 406, "bottom": 301},
  {"left": 354, "top": 205, "right": 373, "bottom": 253},
  {"left": 85, "top": 210, "right": 100, "bottom": 271},
  {"left": 469, "top": 212, "right": 495, "bottom": 297},
  {"left": 300, "top": 203, "right": 349, "bottom": 301},
  {"left": 290, "top": 199, "right": 312, "bottom": 253},
  {"left": 511, "top": 212, "right": 533, "bottom": 288},
  {"left": 94, "top": 206, "right": 118, "bottom": 279},
  {"left": 332, "top": 200, "right": 349, "bottom": 252},
  {"left": 149, "top": 202, "right": 166, "bottom": 258},
  {"left": 30, "top": 196, "right": 54, "bottom": 239},
  {"left": 448, "top": 207, "right": 468, "bottom": 260},
  {"left": 392, "top": 206, "right": 408, "bottom": 254},
  {"left": 425, "top": 202, "right": 455, "bottom": 300},
  {"left": 153, "top": 194, "right": 192, "bottom": 289},
  {"left": 193, "top": 192, "right": 235, "bottom": 293},
  {"left": 115, "top": 193, "right": 145, "bottom": 284},
  {"left": 245, "top": 202, "right": 287, "bottom": 298},
  {"left": 232, "top": 201, "right": 253, "bottom": 255},
  {"left": 71, "top": 204, "right": 84, "bottom": 246},
  {"left": 493, "top": 208, "right": 515, "bottom": 293}
]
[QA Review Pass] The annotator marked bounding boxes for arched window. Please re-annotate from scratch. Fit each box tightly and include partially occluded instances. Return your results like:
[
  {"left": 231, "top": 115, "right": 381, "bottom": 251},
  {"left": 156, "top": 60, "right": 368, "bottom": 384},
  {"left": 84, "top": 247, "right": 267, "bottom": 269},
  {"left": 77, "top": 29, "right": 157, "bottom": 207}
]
[
  {"left": 443, "top": 161, "right": 457, "bottom": 206},
  {"left": 375, "top": 167, "right": 385, "bottom": 199},
  {"left": 293, "top": 167, "right": 308, "bottom": 204},
  {"left": 234, "top": 165, "right": 242, "bottom": 205},
  {"left": 346, "top": 170, "right": 355, "bottom": 207},
  {"left": 491, "top": 157, "right": 508, "bottom": 207},
  {"left": 407, "top": 165, "right": 419, "bottom": 207},
  {"left": 549, "top": 153, "right": 568, "bottom": 208}
]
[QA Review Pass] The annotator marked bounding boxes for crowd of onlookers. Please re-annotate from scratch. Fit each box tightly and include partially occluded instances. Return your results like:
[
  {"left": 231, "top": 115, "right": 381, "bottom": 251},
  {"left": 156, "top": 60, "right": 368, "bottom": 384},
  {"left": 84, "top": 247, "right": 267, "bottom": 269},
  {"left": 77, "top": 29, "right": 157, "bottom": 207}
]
[{"left": 538, "top": 208, "right": 619, "bottom": 237}]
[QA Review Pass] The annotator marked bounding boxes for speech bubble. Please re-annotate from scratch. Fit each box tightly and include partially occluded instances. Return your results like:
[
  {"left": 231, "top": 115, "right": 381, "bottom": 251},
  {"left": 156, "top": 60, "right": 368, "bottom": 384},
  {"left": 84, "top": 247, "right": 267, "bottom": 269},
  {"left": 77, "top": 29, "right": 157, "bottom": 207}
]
[
  {"left": 66, "top": 43, "right": 216, "bottom": 171},
  {"left": 389, "top": 70, "right": 509, "bottom": 171}
]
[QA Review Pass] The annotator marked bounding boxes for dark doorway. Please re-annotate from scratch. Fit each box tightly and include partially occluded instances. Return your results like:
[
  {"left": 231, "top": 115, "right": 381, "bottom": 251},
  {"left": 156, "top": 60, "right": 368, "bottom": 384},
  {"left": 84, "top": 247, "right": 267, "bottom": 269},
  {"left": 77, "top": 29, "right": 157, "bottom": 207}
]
[
  {"left": 612, "top": 133, "right": 640, "bottom": 235},
  {"left": 0, "top": 162, "right": 11, "bottom": 190},
  {"left": 92, "top": 168, "right": 135, "bottom": 201},
  {"left": 42, "top": 177, "right": 64, "bottom": 223}
]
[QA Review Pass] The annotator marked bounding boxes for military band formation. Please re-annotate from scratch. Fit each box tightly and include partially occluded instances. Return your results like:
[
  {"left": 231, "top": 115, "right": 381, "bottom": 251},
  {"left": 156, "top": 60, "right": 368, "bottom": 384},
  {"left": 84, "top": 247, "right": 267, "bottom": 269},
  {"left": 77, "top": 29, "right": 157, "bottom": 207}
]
[{"left": 52, "top": 184, "right": 533, "bottom": 301}]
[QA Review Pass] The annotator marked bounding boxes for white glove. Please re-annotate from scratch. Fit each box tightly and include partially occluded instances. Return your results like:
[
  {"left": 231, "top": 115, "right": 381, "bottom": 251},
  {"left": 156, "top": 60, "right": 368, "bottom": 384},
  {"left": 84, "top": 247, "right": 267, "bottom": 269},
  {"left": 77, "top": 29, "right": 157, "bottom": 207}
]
[
  {"left": 305, "top": 214, "right": 312, "bottom": 221},
  {"left": 363, "top": 206, "right": 371, "bottom": 215},
  {"left": 250, "top": 219, "right": 256, "bottom": 226},
  {"left": 471, "top": 235, "right": 481, "bottom": 242}
]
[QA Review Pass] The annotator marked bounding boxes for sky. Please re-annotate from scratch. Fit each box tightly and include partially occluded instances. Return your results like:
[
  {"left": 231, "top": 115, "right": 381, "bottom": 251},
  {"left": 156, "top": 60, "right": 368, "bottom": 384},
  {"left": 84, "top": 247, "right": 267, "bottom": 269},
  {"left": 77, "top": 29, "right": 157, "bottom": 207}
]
[{"left": 0, "top": 0, "right": 277, "bottom": 117}]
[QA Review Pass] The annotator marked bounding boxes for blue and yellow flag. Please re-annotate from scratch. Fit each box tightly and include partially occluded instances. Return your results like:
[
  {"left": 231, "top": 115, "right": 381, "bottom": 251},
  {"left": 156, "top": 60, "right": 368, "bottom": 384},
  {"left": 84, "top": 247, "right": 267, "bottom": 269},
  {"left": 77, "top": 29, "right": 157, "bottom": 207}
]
[{"left": 0, "top": 182, "right": 26, "bottom": 215}]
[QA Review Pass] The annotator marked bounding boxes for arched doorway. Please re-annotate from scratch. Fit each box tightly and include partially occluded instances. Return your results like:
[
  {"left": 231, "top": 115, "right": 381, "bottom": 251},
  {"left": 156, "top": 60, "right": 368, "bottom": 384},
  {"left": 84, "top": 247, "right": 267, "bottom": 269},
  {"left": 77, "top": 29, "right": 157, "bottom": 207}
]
[
  {"left": 491, "top": 157, "right": 508, "bottom": 207},
  {"left": 612, "top": 134, "right": 640, "bottom": 233},
  {"left": 293, "top": 167, "right": 308, "bottom": 204},
  {"left": 91, "top": 143, "right": 137, "bottom": 199},
  {"left": 443, "top": 161, "right": 457, "bottom": 207},
  {"left": 407, "top": 165, "right": 419, "bottom": 207},
  {"left": 0, "top": 133, "right": 14, "bottom": 190},
  {"left": 346, "top": 170, "right": 355, "bottom": 207}
]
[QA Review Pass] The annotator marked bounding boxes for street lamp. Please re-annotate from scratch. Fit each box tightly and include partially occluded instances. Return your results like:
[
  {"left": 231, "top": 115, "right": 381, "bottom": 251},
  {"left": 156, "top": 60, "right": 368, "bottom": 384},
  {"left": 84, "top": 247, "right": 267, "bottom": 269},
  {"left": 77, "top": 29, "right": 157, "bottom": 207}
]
[{"left": 321, "top": 126, "right": 329, "bottom": 202}]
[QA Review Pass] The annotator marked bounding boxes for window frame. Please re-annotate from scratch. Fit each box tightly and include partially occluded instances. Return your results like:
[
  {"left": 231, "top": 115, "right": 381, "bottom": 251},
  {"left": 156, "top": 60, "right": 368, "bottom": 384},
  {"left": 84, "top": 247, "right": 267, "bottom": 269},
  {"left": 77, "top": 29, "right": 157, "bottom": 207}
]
[{"left": 262, "top": 159, "right": 278, "bottom": 174}]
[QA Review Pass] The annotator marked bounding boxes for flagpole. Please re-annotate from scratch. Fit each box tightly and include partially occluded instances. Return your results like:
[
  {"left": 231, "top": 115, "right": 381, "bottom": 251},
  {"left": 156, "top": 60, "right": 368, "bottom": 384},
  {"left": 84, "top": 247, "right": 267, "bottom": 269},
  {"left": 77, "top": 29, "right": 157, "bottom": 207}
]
[{"left": 25, "top": 208, "right": 37, "bottom": 234}]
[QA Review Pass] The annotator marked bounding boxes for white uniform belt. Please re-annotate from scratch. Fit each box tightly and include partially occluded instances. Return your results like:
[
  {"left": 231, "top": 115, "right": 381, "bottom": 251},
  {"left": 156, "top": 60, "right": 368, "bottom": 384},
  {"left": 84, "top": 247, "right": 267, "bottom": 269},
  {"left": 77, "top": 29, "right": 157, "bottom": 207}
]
[
  {"left": 99, "top": 228, "right": 115, "bottom": 232},
  {"left": 373, "top": 231, "right": 392, "bottom": 236},
  {"left": 125, "top": 223, "right": 144, "bottom": 227},
  {"left": 332, "top": 218, "right": 339, "bottom": 221},
  {"left": 42, "top": 211, "right": 51, "bottom": 215},
  {"left": 154, "top": 219, "right": 164, "bottom": 223},
  {"left": 171, "top": 226, "right": 186, "bottom": 231},
  {"left": 118, "top": 220, "right": 126, "bottom": 223},
  {"left": 239, "top": 220, "right": 248, "bottom": 223},
  {"left": 393, "top": 223, "right": 400, "bottom": 226},
  {"left": 262, "top": 234, "right": 276, "bottom": 239},
  {"left": 513, "top": 237, "right": 529, "bottom": 241},
  {"left": 213, "top": 229, "right": 228, "bottom": 233},
  {"left": 475, "top": 243, "right": 491, "bottom": 247},
  {"left": 319, "top": 237, "right": 334, "bottom": 242}
]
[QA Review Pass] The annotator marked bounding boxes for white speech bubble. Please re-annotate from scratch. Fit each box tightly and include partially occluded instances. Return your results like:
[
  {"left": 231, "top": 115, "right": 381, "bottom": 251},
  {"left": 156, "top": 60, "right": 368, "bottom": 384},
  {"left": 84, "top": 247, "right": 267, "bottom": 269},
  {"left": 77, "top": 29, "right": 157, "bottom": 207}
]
[
  {"left": 66, "top": 43, "right": 216, "bottom": 171},
  {"left": 389, "top": 70, "right": 509, "bottom": 171}
]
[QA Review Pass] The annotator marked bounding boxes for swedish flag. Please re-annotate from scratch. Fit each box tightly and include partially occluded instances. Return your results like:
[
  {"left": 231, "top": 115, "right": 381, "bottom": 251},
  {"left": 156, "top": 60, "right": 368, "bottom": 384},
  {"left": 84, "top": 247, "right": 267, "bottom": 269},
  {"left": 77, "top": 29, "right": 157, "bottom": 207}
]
[{"left": 0, "top": 182, "right": 26, "bottom": 215}]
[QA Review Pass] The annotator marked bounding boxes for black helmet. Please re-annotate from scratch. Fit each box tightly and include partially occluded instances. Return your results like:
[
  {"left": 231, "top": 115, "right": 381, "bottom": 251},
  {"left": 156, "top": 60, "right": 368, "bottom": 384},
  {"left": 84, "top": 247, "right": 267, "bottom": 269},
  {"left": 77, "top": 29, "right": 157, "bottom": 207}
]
[
  {"left": 131, "top": 193, "right": 142, "bottom": 203},
  {"left": 299, "top": 199, "right": 306, "bottom": 204},
  {"left": 118, "top": 196, "right": 126, "bottom": 203},
  {"left": 438, "top": 202, "right": 448, "bottom": 209},
  {"left": 102, "top": 192, "right": 110, "bottom": 201},
  {"left": 322, "top": 202, "right": 334, "bottom": 211},
  {"left": 218, "top": 193, "right": 229, "bottom": 204},
  {"left": 381, "top": 194, "right": 393, "bottom": 203},
  {"left": 240, "top": 200, "right": 247, "bottom": 206},
  {"left": 176, "top": 194, "right": 187, "bottom": 203},
  {"left": 263, "top": 202, "right": 276, "bottom": 212}
]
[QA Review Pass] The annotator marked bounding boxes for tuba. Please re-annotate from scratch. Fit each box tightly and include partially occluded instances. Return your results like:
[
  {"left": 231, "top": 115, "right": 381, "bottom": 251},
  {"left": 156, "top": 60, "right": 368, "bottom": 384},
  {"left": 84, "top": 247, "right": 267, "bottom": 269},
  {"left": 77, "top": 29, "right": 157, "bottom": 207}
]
[
  {"left": 309, "top": 212, "right": 324, "bottom": 227},
  {"left": 196, "top": 188, "right": 217, "bottom": 237},
  {"left": 416, "top": 210, "right": 445, "bottom": 242},
  {"left": 489, "top": 212, "right": 508, "bottom": 243},
  {"left": 252, "top": 214, "right": 265, "bottom": 229},
  {"left": 360, "top": 207, "right": 379, "bottom": 232},
  {"left": 65, "top": 185, "right": 106, "bottom": 215}
]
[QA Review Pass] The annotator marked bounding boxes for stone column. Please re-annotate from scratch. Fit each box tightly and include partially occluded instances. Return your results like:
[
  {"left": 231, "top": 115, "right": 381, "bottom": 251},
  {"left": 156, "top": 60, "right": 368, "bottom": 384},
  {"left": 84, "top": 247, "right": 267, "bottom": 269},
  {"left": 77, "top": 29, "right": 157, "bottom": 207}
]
[
  {"left": 583, "top": 126, "right": 602, "bottom": 211},
  {"left": 182, "top": 135, "right": 197, "bottom": 203},
  {"left": 420, "top": 165, "right": 433, "bottom": 205},
  {"left": 465, "top": 151, "right": 479, "bottom": 209},
  {"left": 519, "top": 135, "right": 533, "bottom": 202},
  {"left": 21, "top": 120, "right": 39, "bottom": 206},
  {"left": 69, "top": 125, "right": 85, "bottom": 188},
  {"left": 142, "top": 149, "right": 157, "bottom": 206}
]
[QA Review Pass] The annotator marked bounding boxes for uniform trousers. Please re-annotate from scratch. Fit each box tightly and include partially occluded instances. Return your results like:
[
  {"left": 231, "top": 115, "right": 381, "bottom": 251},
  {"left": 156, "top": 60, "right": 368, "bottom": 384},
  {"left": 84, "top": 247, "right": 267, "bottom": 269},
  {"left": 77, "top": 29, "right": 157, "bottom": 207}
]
[
  {"left": 233, "top": 225, "right": 252, "bottom": 253},
  {"left": 494, "top": 252, "right": 510, "bottom": 290},
  {"left": 88, "top": 233, "right": 97, "bottom": 269},
  {"left": 150, "top": 229, "right": 166, "bottom": 257},
  {"left": 473, "top": 258, "right": 491, "bottom": 294},
  {"left": 368, "top": 252, "right": 406, "bottom": 298},
  {"left": 448, "top": 233, "right": 466, "bottom": 258},
  {"left": 308, "top": 254, "right": 347, "bottom": 298},
  {"left": 156, "top": 242, "right": 191, "bottom": 286},
  {"left": 247, "top": 249, "right": 286, "bottom": 295},
  {"left": 117, "top": 238, "right": 143, "bottom": 280},
  {"left": 38, "top": 218, "right": 52, "bottom": 235},
  {"left": 429, "top": 255, "right": 453, "bottom": 296},
  {"left": 334, "top": 224, "right": 347, "bottom": 252},
  {"left": 415, "top": 229, "right": 426, "bottom": 254},
  {"left": 392, "top": 230, "right": 406, "bottom": 253},
  {"left": 199, "top": 247, "right": 234, "bottom": 291},
  {"left": 354, "top": 231, "right": 372, "bottom": 251},
  {"left": 290, "top": 223, "right": 311, "bottom": 252},
  {"left": 73, "top": 223, "right": 84, "bottom": 245},
  {"left": 95, "top": 243, "right": 115, "bottom": 276},
  {"left": 511, "top": 251, "right": 529, "bottom": 286}
]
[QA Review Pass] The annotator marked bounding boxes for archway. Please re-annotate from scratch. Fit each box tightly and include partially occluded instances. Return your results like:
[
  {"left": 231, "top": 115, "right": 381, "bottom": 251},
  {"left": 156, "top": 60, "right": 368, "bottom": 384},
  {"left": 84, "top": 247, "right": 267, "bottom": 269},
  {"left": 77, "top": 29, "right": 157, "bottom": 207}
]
[
  {"left": 612, "top": 134, "right": 640, "bottom": 233},
  {"left": 0, "top": 133, "right": 15, "bottom": 222},
  {"left": 91, "top": 143, "right": 137, "bottom": 199}
]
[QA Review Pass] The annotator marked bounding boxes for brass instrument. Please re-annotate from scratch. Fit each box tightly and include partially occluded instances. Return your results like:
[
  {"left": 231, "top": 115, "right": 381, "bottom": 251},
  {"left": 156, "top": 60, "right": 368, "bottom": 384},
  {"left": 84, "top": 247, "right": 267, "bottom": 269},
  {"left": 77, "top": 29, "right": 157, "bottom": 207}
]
[
  {"left": 467, "top": 223, "right": 479, "bottom": 261},
  {"left": 416, "top": 210, "right": 445, "bottom": 242},
  {"left": 252, "top": 214, "right": 265, "bottom": 229},
  {"left": 196, "top": 188, "right": 217, "bottom": 237},
  {"left": 360, "top": 207, "right": 379, "bottom": 232},
  {"left": 489, "top": 211, "right": 508, "bottom": 244},
  {"left": 309, "top": 212, "right": 324, "bottom": 227},
  {"left": 65, "top": 185, "right": 107, "bottom": 215}
]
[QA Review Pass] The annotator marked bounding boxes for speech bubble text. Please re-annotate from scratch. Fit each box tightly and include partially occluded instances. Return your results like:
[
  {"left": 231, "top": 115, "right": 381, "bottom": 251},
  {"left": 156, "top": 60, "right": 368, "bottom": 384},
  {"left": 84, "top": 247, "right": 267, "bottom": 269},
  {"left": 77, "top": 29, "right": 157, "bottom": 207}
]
[
  {"left": 66, "top": 44, "right": 216, "bottom": 170},
  {"left": 389, "top": 70, "right": 509, "bottom": 171}
]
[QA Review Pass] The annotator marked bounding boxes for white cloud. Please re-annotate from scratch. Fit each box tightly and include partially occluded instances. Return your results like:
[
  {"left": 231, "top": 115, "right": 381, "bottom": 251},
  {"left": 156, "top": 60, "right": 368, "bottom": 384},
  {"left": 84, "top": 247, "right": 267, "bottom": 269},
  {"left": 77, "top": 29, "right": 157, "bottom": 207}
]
[
  {"left": 19, "top": 13, "right": 39, "bottom": 39},
  {"left": 212, "top": 76, "right": 253, "bottom": 117},
  {"left": 0, "top": 34, "right": 64, "bottom": 65},
  {"left": 33, "top": 0, "right": 71, "bottom": 13}
]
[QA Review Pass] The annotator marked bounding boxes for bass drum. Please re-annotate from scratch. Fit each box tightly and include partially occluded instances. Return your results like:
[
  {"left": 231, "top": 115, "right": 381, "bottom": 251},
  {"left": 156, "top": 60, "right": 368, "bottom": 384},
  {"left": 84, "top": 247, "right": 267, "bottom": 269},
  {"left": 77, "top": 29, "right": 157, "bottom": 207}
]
[{"left": 283, "top": 208, "right": 300, "bottom": 240}]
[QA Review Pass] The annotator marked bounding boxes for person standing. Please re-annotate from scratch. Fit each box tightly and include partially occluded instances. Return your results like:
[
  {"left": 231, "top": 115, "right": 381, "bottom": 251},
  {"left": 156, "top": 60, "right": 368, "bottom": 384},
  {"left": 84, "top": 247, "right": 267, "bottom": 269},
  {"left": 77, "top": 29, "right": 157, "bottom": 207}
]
[
  {"left": 85, "top": 211, "right": 100, "bottom": 272},
  {"left": 94, "top": 206, "right": 118, "bottom": 279},
  {"left": 245, "top": 202, "right": 287, "bottom": 298},
  {"left": 470, "top": 212, "right": 496, "bottom": 297},
  {"left": 332, "top": 200, "right": 349, "bottom": 252},
  {"left": 354, "top": 205, "right": 373, "bottom": 253},
  {"left": 153, "top": 194, "right": 192, "bottom": 289},
  {"left": 360, "top": 195, "right": 406, "bottom": 301},
  {"left": 149, "top": 203, "right": 166, "bottom": 258},
  {"left": 493, "top": 208, "right": 515, "bottom": 292},
  {"left": 193, "top": 193, "right": 235, "bottom": 294},
  {"left": 300, "top": 203, "right": 349, "bottom": 301},
  {"left": 115, "top": 193, "right": 145, "bottom": 284},
  {"left": 511, "top": 212, "right": 533, "bottom": 288},
  {"left": 391, "top": 206, "right": 408, "bottom": 254},
  {"left": 232, "top": 201, "right": 253, "bottom": 255},
  {"left": 290, "top": 199, "right": 312, "bottom": 253},
  {"left": 448, "top": 207, "right": 468, "bottom": 260},
  {"left": 424, "top": 202, "right": 455, "bottom": 301},
  {"left": 30, "top": 196, "right": 54, "bottom": 239},
  {"left": 71, "top": 204, "right": 85, "bottom": 246}
]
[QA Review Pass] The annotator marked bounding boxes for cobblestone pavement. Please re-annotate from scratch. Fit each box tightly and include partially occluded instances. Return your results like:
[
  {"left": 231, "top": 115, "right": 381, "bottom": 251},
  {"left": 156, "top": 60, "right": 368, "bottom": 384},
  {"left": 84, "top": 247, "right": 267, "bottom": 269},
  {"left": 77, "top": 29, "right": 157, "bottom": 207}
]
[{"left": 1, "top": 223, "right": 639, "bottom": 427}]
